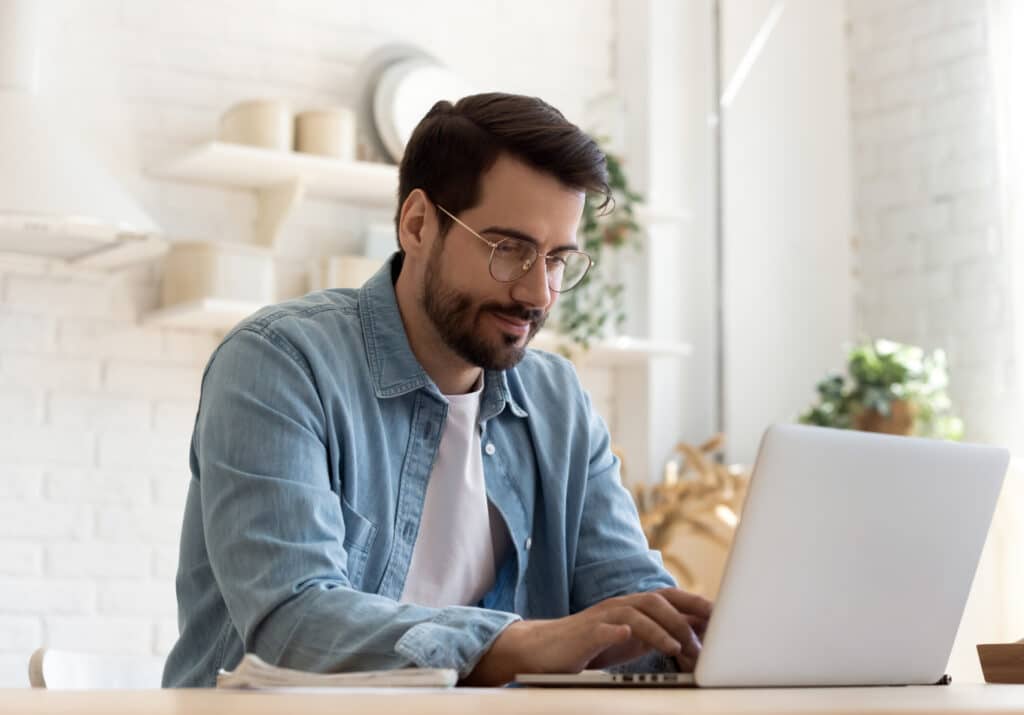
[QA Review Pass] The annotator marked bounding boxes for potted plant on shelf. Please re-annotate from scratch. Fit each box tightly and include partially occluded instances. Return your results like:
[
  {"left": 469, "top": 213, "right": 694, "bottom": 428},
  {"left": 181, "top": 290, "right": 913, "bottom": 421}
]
[
  {"left": 551, "top": 145, "right": 643, "bottom": 351},
  {"left": 799, "top": 339, "right": 964, "bottom": 440}
]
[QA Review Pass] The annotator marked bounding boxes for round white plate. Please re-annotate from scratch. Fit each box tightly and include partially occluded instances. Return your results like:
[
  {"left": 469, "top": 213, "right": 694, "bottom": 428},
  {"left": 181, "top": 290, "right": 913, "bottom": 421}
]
[{"left": 373, "top": 58, "right": 476, "bottom": 162}]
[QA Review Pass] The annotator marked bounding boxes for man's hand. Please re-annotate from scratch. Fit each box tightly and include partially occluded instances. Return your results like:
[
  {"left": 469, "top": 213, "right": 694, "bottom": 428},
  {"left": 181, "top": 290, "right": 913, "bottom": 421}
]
[{"left": 464, "top": 588, "right": 712, "bottom": 686}]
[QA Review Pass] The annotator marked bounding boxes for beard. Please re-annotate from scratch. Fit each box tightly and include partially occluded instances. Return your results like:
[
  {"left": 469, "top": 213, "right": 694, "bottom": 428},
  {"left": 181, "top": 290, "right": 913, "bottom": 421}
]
[{"left": 422, "top": 244, "right": 547, "bottom": 371}]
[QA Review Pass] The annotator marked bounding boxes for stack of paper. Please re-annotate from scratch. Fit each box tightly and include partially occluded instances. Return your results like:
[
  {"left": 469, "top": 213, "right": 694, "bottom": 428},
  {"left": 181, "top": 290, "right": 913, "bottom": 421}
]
[{"left": 216, "top": 654, "right": 459, "bottom": 689}]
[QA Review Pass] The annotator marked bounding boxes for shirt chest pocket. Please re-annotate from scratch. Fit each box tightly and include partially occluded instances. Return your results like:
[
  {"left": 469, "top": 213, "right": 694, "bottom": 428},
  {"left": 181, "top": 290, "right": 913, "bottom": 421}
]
[{"left": 339, "top": 496, "right": 378, "bottom": 587}]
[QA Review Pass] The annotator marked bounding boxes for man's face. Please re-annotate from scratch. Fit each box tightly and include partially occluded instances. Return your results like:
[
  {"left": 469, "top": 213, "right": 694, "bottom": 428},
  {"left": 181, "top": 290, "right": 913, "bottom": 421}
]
[{"left": 420, "top": 154, "right": 585, "bottom": 371}]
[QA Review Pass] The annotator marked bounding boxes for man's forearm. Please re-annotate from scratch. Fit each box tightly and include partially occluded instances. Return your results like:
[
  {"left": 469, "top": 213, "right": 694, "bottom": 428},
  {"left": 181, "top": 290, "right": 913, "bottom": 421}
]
[
  {"left": 461, "top": 621, "right": 532, "bottom": 685},
  {"left": 245, "top": 584, "right": 521, "bottom": 678}
]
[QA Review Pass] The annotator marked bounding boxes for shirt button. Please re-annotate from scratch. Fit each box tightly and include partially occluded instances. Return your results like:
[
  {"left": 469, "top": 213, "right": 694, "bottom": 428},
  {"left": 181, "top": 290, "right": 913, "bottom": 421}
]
[
  {"left": 525, "top": 536, "right": 533, "bottom": 550},
  {"left": 484, "top": 442, "right": 496, "bottom": 456}
]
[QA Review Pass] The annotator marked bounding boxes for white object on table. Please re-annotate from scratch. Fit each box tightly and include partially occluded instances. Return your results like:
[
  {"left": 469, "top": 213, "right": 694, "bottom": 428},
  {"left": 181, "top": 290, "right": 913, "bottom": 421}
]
[
  {"left": 217, "top": 653, "right": 457, "bottom": 689},
  {"left": 28, "top": 648, "right": 165, "bottom": 689}
]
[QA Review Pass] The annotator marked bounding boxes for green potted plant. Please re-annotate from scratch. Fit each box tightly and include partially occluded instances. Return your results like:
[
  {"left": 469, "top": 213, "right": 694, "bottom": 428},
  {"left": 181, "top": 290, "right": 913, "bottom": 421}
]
[
  {"left": 799, "top": 339, "right": 964, "bottom": 440},
  {"left": 552, "top": 145, "right": 643, "bottom": 350}
]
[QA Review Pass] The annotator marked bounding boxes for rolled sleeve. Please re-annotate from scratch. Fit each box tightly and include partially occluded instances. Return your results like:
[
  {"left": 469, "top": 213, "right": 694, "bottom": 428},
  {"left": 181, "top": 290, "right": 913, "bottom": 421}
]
[{"left": 395, "top": 608, "right": 521, "bottom": 676}]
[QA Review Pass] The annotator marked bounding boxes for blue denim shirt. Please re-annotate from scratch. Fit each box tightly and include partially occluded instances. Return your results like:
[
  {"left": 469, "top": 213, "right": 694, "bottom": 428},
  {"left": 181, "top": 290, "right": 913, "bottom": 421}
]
[{"left": 163, "top": 254, "right": 674, "bottom": 687}]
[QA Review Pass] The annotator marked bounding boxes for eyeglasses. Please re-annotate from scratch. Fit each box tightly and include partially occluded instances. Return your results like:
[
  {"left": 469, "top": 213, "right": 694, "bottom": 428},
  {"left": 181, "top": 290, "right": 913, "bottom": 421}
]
[{"left": 436, "top": 204, "right": 593, "bottom": 293}]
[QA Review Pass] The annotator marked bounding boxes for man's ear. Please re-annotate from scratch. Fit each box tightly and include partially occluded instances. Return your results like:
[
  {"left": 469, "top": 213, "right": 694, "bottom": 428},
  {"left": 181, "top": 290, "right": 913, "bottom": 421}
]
[{"left": 397, "top": 189, "right": 433, "bottom": 259}]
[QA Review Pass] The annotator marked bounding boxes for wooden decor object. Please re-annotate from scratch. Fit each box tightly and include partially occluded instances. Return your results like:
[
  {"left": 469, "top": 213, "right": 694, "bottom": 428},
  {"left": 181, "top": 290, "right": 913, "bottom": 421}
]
[
  {"left": 623, "top": 435, "right": 749, "bottom": 599},
  {"left": 977, "top": 641, "right": 1024, "bottom": 684}
]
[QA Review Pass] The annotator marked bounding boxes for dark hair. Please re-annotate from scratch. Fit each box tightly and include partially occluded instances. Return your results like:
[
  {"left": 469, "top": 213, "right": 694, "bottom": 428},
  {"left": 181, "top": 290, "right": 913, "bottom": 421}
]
[{"left": 394, "top": 92, "right": 610, "bottom": 249}]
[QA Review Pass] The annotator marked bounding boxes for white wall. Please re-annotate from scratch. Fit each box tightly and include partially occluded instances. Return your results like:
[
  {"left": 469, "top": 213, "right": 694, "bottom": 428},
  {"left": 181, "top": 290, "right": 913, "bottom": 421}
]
[
  {"left": 0, "top": 0, "right": 617, "bottom": 687},
  {"left": 611, "top": 0, "right": 718, "bottom": 485},
  {"left": 722, "top": 0, "right": 853, "bottom": 464},
  {"left": 847, "top": 0, "right": 1007, "bottom": 447},
  {"left": 846, "top": 0, "right": 1019, "bottom": 682},
  {"left": 611, "top": 0, "right": 855, "bottom": 472}
]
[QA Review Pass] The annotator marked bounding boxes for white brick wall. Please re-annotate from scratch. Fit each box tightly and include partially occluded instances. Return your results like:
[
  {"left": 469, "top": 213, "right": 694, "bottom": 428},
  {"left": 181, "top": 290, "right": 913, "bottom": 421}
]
[
  {"left": 0, "top": 544, "right": 43, "bottom": 577},
  {"left": 46, "top": 544, "right": 153, "bottom": 579},
  {"left": 847, "top": 0, "right": 1005, "bottom": 445},
  {"left": 0, "top": 0, "right": 615, "bottom": 687},
  {"left": 847, "top": 0, "right": 1019, "bottom": 681},
  {"left": 0, "top": 617, "right": 43, "bottom": 653}
]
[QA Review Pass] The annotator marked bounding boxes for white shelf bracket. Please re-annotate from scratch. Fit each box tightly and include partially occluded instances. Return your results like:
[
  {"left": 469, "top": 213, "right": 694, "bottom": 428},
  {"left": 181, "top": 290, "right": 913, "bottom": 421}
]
[{"left": 255, "top": 178, "right": 306, "bottom": 247}]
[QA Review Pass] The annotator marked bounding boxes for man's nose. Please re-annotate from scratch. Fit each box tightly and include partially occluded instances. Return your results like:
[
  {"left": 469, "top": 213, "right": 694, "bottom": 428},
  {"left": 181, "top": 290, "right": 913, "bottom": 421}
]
[{"left": 511, "top": 257, "right": 554, "bottom": 310}]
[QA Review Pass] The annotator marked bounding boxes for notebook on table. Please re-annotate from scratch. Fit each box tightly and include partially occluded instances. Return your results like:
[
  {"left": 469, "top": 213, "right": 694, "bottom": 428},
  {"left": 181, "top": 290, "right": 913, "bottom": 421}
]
[{"left": 217, "top": 653, "right": 458, "bottom": 689}]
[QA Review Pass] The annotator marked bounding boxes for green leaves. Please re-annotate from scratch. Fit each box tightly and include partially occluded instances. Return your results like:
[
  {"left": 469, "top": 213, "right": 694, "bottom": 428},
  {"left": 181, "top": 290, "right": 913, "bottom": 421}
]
[
  {"left": 552, "top": 147, "right": 643, "bottom": 349},
  {"left": 798, "top": 339, "right": 964, "bottom": 441}
]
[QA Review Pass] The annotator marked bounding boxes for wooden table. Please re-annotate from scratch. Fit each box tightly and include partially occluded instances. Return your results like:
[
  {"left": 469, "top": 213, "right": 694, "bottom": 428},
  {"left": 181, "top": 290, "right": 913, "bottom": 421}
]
[{"left": 4, "top": 685, "right": 1024, "bottom": 715}]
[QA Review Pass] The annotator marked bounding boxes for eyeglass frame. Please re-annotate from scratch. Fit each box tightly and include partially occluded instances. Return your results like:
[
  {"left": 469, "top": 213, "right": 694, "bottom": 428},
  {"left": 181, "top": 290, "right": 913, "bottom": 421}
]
[{"left": 434, "top": 203, "right": 594, "bottom": 293}]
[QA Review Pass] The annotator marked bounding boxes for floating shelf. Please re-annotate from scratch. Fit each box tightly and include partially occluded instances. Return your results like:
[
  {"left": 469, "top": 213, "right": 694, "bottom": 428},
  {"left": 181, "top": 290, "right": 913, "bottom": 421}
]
[
  {"left": 148, "top": 142, "right": 398, "bottom": 207},
  {"left": 0, "top": 228, "right": 167, "bottom": 272},
  {"left": 531, "top": 333, "right": 693, "bottom": 368},
  {"left": 147, "top": 143, "right": 689, "bottom": 241},
  {"left": 149, "top": 142, "right": 399, "bottom": 245},
  {"left": 145, "top": 299, "right": 693, "bottom": 367},
  {"left": 71, "top": 234, "right": 168, "bottom": 270},
  {"left": 144, "top": 298, "right": 266, "bottom": 331}
]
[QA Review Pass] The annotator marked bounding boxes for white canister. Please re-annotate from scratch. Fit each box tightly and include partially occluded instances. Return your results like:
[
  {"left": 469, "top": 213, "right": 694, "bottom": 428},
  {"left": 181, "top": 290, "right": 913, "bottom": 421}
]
[
  {"left": 162, "top": 241, "right": 275, "bottom": 307},
  {"left": 295, "top": 108, "right": 357, "bottom": 159},
  {"left": 219, "top": 99, "right": 293, "bottom": 151}
]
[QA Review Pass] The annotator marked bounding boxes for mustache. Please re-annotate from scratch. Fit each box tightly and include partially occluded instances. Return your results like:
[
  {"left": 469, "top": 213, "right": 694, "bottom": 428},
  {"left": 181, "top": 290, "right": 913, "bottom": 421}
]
[{"left": 481, "top": 303, "right": 546, "bottom": 324}]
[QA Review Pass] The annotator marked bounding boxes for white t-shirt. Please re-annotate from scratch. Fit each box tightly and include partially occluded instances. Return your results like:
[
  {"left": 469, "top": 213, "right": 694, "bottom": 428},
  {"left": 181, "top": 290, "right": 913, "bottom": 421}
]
[{"left": 400, "top": 378, "right": 509, "bottom": 607}]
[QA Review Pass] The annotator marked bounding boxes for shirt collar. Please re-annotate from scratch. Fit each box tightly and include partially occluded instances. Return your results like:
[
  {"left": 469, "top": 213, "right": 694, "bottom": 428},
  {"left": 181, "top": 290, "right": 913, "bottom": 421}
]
[{"left": 358, "top": 253, "right": 529, "bottom": 419}]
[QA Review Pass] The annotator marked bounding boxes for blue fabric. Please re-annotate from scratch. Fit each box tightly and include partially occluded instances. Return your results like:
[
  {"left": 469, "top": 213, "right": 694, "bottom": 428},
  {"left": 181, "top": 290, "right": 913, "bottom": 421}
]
[{"left": 162, "top": 253, "right": 674, "bottom": 687}]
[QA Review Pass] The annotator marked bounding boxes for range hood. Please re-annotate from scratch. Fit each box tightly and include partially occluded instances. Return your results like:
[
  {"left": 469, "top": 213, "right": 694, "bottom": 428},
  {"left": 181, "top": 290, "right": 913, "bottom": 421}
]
[{"left": 0, "top": 0, "right": 162, "bottom": 267}]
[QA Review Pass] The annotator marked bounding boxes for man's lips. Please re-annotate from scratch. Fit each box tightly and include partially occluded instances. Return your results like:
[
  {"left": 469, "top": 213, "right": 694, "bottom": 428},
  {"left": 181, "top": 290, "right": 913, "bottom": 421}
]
[{"left": 489, "top": 311, "right": 532, "bottom": 337}]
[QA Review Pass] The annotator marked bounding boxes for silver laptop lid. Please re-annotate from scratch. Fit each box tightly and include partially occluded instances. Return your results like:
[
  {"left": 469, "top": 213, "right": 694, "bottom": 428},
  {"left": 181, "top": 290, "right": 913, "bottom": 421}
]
[{"left": 695, "top": 424, "right": 1008, "bottom": 687}]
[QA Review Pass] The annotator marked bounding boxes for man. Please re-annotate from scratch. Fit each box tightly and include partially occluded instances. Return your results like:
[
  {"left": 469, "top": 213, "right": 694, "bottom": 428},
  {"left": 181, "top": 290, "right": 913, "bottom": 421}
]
[{"left": 163, "top": 92, "right": 711, "bottom": 688}]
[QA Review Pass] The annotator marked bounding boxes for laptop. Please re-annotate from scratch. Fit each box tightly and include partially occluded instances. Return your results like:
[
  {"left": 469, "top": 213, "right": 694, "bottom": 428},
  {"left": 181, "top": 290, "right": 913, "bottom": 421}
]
[{"left": 516, "top": 424, "right": 1009, "bottom": 688}]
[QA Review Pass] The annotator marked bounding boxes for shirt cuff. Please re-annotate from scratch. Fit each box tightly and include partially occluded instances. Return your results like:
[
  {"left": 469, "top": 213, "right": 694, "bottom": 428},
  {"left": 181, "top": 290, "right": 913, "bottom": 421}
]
[
  {"left": 572, "top": 550, "right": 676, "bottom": 608},
  {"left": 394, "top": 606, "right": 522, "bottom": 678}
]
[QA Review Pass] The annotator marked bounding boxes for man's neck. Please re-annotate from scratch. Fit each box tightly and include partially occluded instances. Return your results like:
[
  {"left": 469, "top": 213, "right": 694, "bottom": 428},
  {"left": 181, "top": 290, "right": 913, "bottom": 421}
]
[{"left": 394, "top": 265, "right": 483, "bottom": 395}]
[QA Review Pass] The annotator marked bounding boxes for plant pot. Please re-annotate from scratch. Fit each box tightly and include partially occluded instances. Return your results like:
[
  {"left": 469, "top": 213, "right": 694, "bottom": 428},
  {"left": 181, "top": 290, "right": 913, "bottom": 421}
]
[{"left": 854, "top": 399, "right": 916, "bottom": 436}]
